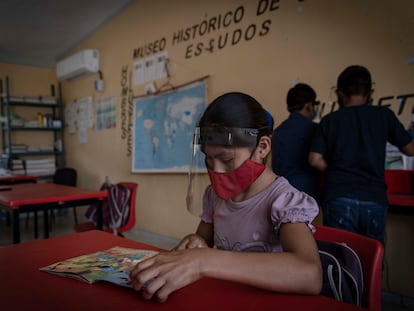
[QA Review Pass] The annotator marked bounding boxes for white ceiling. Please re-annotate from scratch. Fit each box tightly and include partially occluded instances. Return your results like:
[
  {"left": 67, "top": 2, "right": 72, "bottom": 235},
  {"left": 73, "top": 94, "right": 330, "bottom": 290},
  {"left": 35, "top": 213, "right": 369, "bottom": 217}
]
[{"left": 0, "top": 0, "right": 134, "bottom": 68}]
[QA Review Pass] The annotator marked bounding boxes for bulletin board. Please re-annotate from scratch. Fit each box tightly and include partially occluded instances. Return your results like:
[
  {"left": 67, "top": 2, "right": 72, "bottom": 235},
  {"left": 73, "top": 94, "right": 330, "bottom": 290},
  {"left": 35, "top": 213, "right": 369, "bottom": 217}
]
[{"left": 132, "top": 80, "right": 207, "bottom": 173}]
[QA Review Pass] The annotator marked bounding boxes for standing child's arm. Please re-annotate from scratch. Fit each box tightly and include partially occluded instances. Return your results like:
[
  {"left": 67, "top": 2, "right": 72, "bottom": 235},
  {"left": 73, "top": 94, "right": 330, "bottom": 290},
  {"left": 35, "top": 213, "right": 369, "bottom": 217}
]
[{"left": 309, "top": 151, "right": 327, "bottom": 171}]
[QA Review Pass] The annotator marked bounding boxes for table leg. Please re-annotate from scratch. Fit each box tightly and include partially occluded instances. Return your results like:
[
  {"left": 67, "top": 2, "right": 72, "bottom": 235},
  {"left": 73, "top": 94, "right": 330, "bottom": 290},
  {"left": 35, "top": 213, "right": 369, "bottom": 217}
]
[
  {"left": 6, "top": 211, "right": 11, "bottom": 226},
  {"left": 96, "top": 200, "right": 103, "bottom": 230},
  {"left": 12, "top": 210, "right": 20, "bottom": 244},
  {"left": 34, "top": 210, "right": 38, "bottom": 239},
  {"left": 43, "top": 208, "right": 49, "bottom": 239}
]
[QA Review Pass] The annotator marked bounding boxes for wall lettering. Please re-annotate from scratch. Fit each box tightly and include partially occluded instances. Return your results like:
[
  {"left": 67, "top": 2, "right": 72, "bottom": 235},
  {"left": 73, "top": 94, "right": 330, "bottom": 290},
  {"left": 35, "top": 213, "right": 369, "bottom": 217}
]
[
  {"left": 120, "top": 65, "right": 134, "bottom": 157},
  {"left": 185, "top": 19, "right": 271, "bottom": 59},
  {"left": 317, "top": 93, "right": 414, "bottom": 120},
  {"left": 256, "top": 0, "right": 280, "bottom": 15},
  {"left": 132, "top": 0, "right": 279, "bottom": 60},
  {"left": 172, "top": 6, "right": 245, "bottom": 45},
  {"left": 379, "top": 94, "right": 414, "bottom": 115},
  {"left": 133, "top": 38, "right": 167, "bottom": 59}
]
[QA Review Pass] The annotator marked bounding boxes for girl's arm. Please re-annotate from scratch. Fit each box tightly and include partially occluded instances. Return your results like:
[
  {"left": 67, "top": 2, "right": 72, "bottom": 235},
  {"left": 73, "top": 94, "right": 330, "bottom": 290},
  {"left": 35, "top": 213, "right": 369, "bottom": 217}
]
[
  {"left": 172, "top": 221, "right": 214, "bottom": 250},
  {"left": 129, "top": 222, "right": 322, "bottom": 302},
  {"left": 200, "top": 222, "right": 322, "bottom": 294}
]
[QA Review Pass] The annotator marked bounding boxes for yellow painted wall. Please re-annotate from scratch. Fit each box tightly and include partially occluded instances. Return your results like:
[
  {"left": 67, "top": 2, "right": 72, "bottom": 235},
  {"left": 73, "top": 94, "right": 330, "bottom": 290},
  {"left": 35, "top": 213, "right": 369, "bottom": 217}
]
[
  {"left": 1, "top": 0, "right": 414, "bottom": 298},
  {"left": 0, "top": 63, "right": 56, "bottom": 93}
]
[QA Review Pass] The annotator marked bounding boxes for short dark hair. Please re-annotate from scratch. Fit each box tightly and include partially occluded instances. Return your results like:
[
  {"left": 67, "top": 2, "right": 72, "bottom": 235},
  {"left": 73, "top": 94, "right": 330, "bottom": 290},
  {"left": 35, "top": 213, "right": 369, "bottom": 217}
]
[
  {"left": 286, "top": 83, "right": 317, "bottom": 113},
  {"left": 337, "top": 65, "right": 372, "bottom": 97}
]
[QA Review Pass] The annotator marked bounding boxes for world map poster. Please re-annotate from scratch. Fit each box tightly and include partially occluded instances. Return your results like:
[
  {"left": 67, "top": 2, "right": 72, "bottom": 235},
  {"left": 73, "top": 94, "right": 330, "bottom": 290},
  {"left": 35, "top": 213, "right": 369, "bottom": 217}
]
[{"left": 132, "top": 81, "right": 206, "bottom": 172}]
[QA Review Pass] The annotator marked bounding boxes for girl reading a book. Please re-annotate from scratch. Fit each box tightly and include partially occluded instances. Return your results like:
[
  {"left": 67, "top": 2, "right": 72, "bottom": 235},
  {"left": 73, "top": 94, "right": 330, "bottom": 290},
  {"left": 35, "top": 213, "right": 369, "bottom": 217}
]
[{"left": 129, "top": 92, "right": 322, "bottom": 302}]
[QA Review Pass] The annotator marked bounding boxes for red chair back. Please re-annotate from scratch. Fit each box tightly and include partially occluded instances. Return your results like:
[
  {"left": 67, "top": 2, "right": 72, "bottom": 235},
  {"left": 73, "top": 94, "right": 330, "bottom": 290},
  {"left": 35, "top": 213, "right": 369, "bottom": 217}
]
[
  {"left": 313, "top": 225, "right": 384, "bottom": 311},
  {"left": 74, "top": 181, "right": 138, "bottom": 235},
  {"left": 384, "top": 169, "right": 414, "bottom": 194},
  {"left": 116, "top": 182, "right": 138, "bottom": 233}
]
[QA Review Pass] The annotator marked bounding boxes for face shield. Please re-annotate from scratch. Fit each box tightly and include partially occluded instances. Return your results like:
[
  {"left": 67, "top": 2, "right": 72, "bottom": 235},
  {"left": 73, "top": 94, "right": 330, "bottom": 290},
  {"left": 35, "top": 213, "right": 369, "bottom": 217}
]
[{"left": 186, "top": 126, "right": 261, "bottom": 216}]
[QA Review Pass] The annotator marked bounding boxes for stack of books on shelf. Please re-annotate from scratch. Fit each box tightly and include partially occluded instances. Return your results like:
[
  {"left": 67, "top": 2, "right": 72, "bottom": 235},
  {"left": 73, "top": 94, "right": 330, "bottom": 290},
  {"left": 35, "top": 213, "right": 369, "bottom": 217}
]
[
  {"left": 9, "top": 113, "right": 25, "bottom": 127},
  {"left": 11, "top": 118, "right": 25, "bottom": 127},
  {"left": 7, "top": 93, "right": 25, "bottom": 102},
  {"left": 11, "top": 158, "right": 25, "bottom": 175},
  {"left": 26, "top": 145, "right": 54, "bottom": 153},
  {"left": 2, "top": 93, "right": 56, "bottom": 105},
  {"left": 39, "top": 145, "right": 54, "bottom": 152},
  {"left": 40, "top": 95, "right": 57, "bottom": 105},
  {"left": 4, "top": 144, "right": 28, "bottom": 154},
  {"left": 23, "top": 95, "right": 41, "bottom": 103},
  {"left": 25, "top": 157, "right": 56, "bottom": 176},
  {"left": 24, "top": 120, "right": 39, "bottom": 128}
]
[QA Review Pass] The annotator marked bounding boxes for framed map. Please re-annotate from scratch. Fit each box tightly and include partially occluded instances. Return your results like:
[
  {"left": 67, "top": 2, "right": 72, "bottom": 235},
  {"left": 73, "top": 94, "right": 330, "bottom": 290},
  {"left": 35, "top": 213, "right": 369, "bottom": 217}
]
[{"left": 132, "top": 81, "right": 206, "bottom": 173}]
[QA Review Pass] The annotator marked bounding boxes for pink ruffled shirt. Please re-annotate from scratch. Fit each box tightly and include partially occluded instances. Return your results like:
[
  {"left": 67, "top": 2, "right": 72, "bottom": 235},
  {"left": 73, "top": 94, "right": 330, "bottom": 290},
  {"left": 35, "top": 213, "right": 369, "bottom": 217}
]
[{"left": 201, "top": 176, "right": 319, "bottom": 252}]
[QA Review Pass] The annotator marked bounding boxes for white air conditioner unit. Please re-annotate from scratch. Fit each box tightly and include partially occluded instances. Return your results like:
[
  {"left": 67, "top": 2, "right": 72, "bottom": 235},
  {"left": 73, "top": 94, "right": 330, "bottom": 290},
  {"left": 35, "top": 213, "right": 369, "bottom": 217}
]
[{"left": 56, "top": 49, "right": 100, "bottom": 81}]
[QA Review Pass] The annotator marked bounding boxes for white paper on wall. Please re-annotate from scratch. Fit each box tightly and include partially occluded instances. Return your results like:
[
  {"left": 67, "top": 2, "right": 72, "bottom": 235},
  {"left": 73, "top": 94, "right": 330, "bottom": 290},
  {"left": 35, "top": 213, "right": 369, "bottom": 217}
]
[
  {"left": 64, "top": 102, "right": 77, "bottom": 134},
  {"left": 95, "top": 96, "right": 116, "bottom": 131},
  {"left": 133, "top": 60, "right": 145, "bottom": 86}
]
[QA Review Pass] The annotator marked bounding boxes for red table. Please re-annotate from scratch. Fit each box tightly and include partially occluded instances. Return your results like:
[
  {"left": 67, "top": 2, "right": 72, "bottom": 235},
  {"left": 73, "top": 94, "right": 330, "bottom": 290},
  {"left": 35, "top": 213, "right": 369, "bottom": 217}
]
[
  {"left": 0, "top": 183, "right": 107, "bottom": 243},
  {"left": 387, "top": 193, "right": 414, "bottom": 215},
  {"left": 387, "top": 194, "right": 414, "bottom": 206},
  {"left": 0, "top": 174, "right": 39, "bottom": 185},
  {"left": 0, "top": 174, "right": 39, "bottom": 228},
  {"left": 0, "top": 230, "right": 364, "bottom": 311}
]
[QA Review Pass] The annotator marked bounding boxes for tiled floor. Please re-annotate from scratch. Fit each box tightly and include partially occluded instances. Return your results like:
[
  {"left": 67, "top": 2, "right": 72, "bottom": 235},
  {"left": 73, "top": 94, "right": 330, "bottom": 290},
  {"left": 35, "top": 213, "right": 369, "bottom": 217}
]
[
  {"left": 1, "top": 209, "right": 414, "bottom": 310},
  {"left": 382, "top": 291, "right": 414, "bottom": 310}
]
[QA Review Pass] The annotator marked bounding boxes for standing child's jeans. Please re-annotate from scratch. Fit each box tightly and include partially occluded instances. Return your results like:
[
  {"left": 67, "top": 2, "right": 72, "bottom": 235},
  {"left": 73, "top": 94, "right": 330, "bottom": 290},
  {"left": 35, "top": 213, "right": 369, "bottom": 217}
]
[{"left": 323, "top": 197, "right": 387, "bottom": 246}]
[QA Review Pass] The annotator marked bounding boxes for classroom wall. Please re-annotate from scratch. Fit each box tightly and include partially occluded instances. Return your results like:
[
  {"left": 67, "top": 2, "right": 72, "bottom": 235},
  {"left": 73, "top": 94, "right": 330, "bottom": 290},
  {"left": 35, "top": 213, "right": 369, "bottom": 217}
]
[
  {"left": 1, "top": 0, "right": 413, "bottom": 298},
  {"left": 0, "top": 63, "right": 55, "bottom": 93}
]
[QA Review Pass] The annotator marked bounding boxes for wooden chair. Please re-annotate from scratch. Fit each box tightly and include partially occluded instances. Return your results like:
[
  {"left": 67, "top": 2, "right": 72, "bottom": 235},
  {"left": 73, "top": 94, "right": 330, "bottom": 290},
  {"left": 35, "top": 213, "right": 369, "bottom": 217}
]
[
  {"left": 74, "top": 181, "right": 138, "bottom": 236},
  {"left": 313, "top": 225, "right": 384, "bottom": 311}
]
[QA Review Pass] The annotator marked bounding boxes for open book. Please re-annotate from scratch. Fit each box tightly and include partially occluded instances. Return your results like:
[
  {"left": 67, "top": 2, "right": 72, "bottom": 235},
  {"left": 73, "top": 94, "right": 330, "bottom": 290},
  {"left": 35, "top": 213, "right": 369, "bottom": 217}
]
[{"left": 40, "top": 246, "right": 158, "bottom": 287}]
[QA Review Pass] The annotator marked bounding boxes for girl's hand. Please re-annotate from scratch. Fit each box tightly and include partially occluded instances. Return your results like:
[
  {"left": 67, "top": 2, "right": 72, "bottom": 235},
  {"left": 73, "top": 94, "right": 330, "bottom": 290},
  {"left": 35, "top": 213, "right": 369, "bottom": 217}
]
[
  {"left": 129, "top": 248, "right": 208, "bottom": 302},
  {"left": 172, "top": 234, "right": 208, "bottom": 251}
]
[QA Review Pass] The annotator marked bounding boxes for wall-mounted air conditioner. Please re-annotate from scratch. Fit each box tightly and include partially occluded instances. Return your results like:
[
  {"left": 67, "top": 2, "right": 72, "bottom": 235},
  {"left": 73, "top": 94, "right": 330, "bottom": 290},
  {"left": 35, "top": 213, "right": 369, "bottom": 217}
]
[{"left": 56, "top": 49, "right": 100, "bottom": 81}]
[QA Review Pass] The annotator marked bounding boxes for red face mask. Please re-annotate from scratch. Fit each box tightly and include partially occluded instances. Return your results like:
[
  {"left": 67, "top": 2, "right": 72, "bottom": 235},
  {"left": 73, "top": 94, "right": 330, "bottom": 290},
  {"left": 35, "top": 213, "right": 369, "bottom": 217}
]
[{"left": 207, "top": 159, "right": 265, "bottom": 200}]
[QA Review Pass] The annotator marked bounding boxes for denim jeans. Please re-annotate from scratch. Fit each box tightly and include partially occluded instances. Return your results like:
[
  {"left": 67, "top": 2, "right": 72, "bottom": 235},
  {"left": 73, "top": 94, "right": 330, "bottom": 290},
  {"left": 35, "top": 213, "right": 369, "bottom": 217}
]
[{"left": 323, "top": 197, "right": 387, "bottom": 246}]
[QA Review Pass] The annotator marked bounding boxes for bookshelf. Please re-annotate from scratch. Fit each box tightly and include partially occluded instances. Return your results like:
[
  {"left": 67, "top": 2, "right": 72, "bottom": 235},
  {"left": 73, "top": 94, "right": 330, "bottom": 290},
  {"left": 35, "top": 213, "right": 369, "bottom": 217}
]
[{"left": 0, "top": 76, "right": 65, "bottom": 178}]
